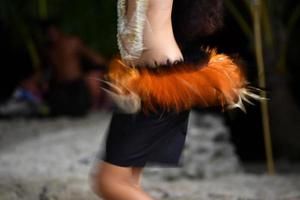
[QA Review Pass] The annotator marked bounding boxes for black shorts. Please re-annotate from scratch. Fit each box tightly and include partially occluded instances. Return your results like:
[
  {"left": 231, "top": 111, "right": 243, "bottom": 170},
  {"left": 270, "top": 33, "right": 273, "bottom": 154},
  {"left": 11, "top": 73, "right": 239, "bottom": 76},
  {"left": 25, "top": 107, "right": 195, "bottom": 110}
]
[{"left": 99, "top": 108, "right": 191, "bottom": 167}]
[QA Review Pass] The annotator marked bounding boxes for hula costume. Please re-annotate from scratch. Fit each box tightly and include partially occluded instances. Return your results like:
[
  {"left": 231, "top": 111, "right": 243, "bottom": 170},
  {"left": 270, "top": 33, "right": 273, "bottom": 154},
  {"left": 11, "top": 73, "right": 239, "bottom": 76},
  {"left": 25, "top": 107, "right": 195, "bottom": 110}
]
[{"left": 98, "top": 0, "right": 263, "bottom": 167}]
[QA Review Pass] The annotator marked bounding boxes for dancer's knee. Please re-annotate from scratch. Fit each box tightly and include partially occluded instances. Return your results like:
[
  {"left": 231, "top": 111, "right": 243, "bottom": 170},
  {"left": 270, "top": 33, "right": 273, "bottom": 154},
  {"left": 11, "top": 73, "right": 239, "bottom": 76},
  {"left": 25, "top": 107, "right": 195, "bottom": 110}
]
[
  {"left": 90, "top": 161, "right": 134, "bottom": 198},
  {"left": 91, "top": 172, "right": 114, "bottom": 199}
]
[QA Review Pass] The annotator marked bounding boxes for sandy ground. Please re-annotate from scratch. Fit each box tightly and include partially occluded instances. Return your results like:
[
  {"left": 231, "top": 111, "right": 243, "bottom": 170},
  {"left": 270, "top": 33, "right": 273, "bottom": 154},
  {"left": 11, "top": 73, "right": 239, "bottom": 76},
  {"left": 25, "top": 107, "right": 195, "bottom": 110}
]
[{"left": 0, "top": 112, "right": 300, "bottom": 200}]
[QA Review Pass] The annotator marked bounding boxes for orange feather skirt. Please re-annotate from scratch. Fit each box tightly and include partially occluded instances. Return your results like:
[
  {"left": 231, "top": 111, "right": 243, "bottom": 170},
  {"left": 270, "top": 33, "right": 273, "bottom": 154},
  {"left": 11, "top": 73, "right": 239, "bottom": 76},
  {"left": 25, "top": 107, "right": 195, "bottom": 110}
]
[{"left": 103, "top": 50, "right": 263, "bottom": 114}]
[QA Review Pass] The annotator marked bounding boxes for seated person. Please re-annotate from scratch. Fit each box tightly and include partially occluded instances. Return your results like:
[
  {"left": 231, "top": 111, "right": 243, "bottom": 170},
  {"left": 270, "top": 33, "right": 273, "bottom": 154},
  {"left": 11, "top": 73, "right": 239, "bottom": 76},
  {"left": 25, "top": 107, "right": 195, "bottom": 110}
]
[{"left": 42, "top": 23, "right": 108, "bottom": 116}]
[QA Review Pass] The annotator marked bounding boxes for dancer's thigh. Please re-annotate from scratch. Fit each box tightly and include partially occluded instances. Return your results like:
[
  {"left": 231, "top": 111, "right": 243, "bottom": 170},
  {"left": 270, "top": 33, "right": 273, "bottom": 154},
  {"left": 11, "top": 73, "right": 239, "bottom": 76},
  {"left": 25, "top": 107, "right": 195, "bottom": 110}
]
[{"left": 93, "top": 161, "right": 134, "bottom": 185}]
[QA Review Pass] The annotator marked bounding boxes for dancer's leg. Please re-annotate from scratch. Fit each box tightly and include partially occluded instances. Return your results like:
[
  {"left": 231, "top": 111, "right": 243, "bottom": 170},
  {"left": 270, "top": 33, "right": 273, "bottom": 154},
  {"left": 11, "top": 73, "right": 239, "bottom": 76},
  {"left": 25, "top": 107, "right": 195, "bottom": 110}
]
[
  {"left": 131, "top": 167, "right": 144, "bottom": 188},
  {"left": 91, "top": 161, "right": 154, "bottom": 200}
]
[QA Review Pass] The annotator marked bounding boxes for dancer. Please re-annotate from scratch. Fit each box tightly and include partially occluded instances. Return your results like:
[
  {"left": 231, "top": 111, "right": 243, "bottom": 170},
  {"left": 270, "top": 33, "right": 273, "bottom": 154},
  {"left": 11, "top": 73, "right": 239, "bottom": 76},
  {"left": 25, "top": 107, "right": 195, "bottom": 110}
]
[{"left": 91, "top": 0, "right": 263, "bottom": 199}]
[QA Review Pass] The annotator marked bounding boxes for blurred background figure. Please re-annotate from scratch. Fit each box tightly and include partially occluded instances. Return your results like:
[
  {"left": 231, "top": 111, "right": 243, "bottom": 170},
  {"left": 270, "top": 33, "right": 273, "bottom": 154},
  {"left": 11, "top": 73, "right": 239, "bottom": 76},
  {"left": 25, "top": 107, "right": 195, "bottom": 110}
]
[
  {"left": 0, "top": 20, "right": 110, "bottom": 118},
  {"left": 42, "top": 21, "right": 108, "bottom": 116}
]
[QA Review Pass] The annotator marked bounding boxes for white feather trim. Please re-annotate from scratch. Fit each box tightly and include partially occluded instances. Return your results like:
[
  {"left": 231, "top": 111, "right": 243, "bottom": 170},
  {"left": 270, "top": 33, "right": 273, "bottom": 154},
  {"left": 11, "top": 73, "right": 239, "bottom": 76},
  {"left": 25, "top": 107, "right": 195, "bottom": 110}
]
[{"left": 117, "top": 0, "right": 149, "bottom": 62}]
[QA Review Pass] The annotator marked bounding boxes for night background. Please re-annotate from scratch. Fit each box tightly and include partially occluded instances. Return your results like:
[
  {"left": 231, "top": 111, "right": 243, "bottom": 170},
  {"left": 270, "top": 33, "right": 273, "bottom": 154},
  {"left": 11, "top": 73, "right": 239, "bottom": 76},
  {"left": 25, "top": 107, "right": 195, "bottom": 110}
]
[{"left": 0, "top": 0, "right": 300, "bottom": 199}]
